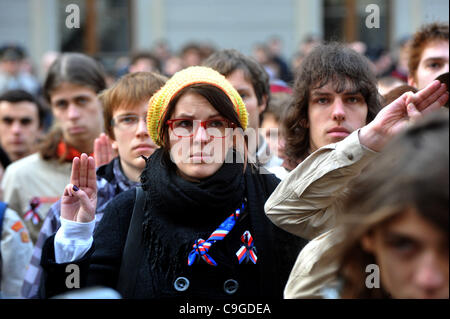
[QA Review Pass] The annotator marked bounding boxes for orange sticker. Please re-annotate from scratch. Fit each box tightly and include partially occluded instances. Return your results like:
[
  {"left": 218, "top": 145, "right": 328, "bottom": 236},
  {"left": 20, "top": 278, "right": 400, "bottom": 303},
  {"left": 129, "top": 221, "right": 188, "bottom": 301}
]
[
  {"left": 11, "top": 221, "right": 24, "bottom": 232},
  {"left": 21, "top": 231, "right": 30, "bottom": 243}
]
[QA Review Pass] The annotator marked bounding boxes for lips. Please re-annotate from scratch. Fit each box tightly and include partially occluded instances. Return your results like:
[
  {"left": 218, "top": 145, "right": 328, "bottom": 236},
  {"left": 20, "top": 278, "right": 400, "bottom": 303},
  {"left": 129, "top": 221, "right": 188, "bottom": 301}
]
[
  {"left": 327, "top": 127, "right": 350, "bottom": 134},
  {"left": 10, "top": 139, "right": 24, "bottom": 145},
  {"left": 190, "top": 152, "right": 213, "bottom": 162},
  {"left": 133, "top": 144, "right": 154, "bottom": 150},
  {"left": 327, "top": 127, "right": 350, "bottom": 138},
  {"left": 133, "top": 144, "right": 156, "bottom": 156},
  {"left": 68, "top": 126, "right": 86, "bottom": 134}
]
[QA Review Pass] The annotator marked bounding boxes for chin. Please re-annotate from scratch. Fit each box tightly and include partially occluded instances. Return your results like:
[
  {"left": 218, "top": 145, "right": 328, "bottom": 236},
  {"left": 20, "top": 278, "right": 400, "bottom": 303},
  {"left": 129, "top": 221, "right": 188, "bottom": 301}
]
[{"left": 180, "top": 163, "right": 223, "bottom": 180}]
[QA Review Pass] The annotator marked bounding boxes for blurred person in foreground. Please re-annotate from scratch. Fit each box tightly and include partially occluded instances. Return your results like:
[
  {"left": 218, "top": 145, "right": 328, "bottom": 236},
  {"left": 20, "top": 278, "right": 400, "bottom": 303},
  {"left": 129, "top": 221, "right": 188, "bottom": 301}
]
[{"left": 329, "top": 111, "right": 448, "bottom": 298}]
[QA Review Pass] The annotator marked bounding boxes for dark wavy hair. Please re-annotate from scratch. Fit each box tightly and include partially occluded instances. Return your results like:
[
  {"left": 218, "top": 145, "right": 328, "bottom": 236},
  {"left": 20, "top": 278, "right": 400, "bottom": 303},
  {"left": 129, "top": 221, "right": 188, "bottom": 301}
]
[{"left": 284, "top": 42, "right": 381, "bottom": 162}]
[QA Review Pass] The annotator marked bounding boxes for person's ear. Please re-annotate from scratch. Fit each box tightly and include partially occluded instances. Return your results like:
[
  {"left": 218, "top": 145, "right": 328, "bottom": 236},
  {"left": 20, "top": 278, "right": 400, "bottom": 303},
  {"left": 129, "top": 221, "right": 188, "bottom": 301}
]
[
  {"left": 258, "top": 94, "right": 269, "bottom": 114},
  {"left": 111, "top": 140, "right": 118, "bottom": 151},
  {"left": 361, "top": 233, "right": 376, "bottom": 254},
  {"left": 408, "top": 75, "right": 417, "bottom": 88}
]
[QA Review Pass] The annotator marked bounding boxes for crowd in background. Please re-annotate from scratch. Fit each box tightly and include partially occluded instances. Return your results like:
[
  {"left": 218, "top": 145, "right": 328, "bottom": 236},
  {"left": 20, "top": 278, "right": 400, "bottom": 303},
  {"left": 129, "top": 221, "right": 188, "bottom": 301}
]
[{"left": 0, "top": 20, "right": 448, "bottom": 300}]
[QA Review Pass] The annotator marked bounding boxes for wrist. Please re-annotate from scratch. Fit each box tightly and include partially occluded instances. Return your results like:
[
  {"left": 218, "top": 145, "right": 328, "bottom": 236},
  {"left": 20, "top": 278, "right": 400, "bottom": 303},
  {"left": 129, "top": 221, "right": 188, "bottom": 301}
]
[
  {"left": 59, "top": 216, "right": 95, "bottom": 241},
  {"left": 358, "top": 122, "right": 386, "bottom": 152}
]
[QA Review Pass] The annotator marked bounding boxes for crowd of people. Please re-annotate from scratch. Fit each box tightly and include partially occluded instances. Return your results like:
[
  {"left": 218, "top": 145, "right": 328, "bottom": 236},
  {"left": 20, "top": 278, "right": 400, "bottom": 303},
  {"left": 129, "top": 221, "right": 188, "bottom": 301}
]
[{"left": 0, "top": 21, "right": 448, "bottom": 299}]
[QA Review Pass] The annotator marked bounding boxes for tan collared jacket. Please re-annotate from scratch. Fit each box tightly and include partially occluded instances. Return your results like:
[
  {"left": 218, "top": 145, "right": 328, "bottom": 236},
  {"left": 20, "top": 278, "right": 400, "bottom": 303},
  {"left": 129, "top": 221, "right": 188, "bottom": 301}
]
[{"left": 264, "top": 130, "right": 378, "bottom": 298}]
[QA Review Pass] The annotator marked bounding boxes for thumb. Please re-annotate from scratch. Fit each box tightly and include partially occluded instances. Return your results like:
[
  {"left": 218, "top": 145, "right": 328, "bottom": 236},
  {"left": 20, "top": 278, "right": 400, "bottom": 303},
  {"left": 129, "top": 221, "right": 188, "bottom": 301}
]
[
  {"left": 71, "top": 184, "right": 95, "bottom": 222},
  {"left": 406, "top": 102, "right": 422, "bottom": 123}
]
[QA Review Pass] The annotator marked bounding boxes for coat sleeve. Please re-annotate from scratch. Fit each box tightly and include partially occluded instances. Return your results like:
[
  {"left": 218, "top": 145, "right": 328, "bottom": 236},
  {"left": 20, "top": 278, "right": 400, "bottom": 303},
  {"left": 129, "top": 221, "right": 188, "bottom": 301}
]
[
  {"left": 1, "top": 208, "right": 33, "bottom": 298},
  {"left": 39, "top": 189, "right": 136, "bottom": 298},
  {"left": 264, "top": 130, "right": 378, "bottom": 240}
]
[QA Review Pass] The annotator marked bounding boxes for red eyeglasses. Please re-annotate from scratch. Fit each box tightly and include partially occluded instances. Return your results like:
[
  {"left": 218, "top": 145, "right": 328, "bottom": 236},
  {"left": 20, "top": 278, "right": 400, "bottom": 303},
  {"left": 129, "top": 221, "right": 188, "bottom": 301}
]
[{"left": 166, "top": 118, "right": 236, "bottom": 138}]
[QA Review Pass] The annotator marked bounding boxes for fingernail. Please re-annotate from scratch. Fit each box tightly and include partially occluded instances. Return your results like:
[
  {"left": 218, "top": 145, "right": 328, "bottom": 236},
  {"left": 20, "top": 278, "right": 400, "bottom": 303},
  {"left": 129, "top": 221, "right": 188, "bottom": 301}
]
[{"left": 73, "top": 185, "right": 79, "bottom": 191}]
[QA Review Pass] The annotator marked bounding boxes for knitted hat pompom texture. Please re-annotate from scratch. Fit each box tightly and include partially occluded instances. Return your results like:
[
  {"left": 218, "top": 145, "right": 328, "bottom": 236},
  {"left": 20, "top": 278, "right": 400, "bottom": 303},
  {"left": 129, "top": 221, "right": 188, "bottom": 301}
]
[{"left": 147, "top": 66, "right": 248, "bottom": 146}]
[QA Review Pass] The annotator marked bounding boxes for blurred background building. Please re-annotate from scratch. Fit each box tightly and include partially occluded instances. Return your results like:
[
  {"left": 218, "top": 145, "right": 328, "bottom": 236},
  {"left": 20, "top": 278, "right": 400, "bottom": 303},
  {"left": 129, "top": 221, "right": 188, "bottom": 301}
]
[{"left": 0, "top": 0, "right": 448, "bottom": 80}]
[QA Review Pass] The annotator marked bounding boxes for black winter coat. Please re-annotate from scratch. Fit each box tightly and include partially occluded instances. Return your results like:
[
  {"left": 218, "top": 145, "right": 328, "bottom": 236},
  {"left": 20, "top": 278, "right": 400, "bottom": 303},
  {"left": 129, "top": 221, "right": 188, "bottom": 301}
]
[{"left": 40, "top": 158, "right": 307, "bottom": 299}]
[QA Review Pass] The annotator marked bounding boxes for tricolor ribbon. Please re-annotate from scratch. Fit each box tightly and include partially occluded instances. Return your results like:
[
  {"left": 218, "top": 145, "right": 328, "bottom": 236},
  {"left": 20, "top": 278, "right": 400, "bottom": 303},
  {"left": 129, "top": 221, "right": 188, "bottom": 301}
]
[
  {"left": 187, "top": 202, "right": 245, "bottom": 267},
  {"left": 236, "top": 230, "right": 257, "bottom": 264},
  {"left": 24, "top": 197, "right": 42, "bottom": 225}
]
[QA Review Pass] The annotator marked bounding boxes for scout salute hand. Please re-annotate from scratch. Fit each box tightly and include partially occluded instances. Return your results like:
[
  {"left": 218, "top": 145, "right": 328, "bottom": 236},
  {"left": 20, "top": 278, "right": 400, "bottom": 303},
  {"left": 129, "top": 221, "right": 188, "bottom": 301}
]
[
  {"left": 61, "top": 153, "right": 97, "bottom": 223},
  {"left": 360, "top": 80, "right": 448, "bottom": 152}
]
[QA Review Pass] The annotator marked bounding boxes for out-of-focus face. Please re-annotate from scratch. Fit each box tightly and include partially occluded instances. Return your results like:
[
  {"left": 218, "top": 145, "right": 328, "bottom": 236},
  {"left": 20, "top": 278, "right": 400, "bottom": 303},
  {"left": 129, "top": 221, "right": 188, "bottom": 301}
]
[
  {"left": 410, "top": 40, "right": 449, "bottom": 89},
  {"left": 50, "top": 82, "right": 103, "bottom": 153},
  {"left": 0, "top": 100, "right": 41, "bottom": 161},
  {"left": 261, "top": 113, "right": 280, "bottom": 157},
  {"left": 0, "top": 59, "right": 21, "bottom": 75},
  {"left": 307, "top": 81, "right": 368, "bottom": 152},
  {"left": 226, "top": 69, "right": 266, "bottom": 131},
  {"left": 362, "top": 207, "right": 449, "bottom": 299},
  {"left": 111, "top": 101, "right": 158, "bottom": 182},
  {"left": 129, "top": 58, "right": 158, "bottom": 73},
  {"left": 168, "top": 92, "right": 234, "bottom": 181}
]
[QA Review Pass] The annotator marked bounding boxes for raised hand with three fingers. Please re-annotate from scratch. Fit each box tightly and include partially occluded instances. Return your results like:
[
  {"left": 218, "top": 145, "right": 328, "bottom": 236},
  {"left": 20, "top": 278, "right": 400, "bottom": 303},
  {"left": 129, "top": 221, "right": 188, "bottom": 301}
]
[
  {"left": 61, "top": 153, "right": 97, "bottom": 223},
  {"left": 94, "top": 133, "right": 115, "bottom": 168},
  {"left": 360, "top": 80, "right": 449, "bottom": 152}
]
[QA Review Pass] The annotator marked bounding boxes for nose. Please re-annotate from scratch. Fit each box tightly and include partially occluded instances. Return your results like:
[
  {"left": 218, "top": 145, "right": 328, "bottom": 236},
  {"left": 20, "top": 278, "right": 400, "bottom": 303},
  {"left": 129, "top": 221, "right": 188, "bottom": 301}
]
[
  {"left": 193, "top": 122, "right": 209, "bottom": 143},
  {"left": 11, "top": 120, "right": 22, "bottom": 134},
  {"left": 136, "top": 116, "right": 149, "bottom": 137},
  {"left": 331, "top": 98, "right": 346, "bottom": 122},
  {"left": 413, "top": 253, "right": 446, "bottom": 295},
  {"left": 67, "top": 103, "right": 81, "bottom": 120}
]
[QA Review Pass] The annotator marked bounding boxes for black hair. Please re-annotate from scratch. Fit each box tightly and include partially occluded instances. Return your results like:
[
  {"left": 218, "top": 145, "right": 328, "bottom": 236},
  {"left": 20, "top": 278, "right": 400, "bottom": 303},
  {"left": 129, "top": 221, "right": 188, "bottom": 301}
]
[{"left": 0, "top": 89, "right": 46, "bottom": 128}]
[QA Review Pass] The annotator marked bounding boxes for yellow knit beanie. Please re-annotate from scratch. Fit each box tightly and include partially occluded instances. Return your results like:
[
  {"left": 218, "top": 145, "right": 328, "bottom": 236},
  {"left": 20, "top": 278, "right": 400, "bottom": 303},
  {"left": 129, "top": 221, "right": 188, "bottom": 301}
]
[{"left": 147, "top": 66, "right": 248, "bottom": 146}]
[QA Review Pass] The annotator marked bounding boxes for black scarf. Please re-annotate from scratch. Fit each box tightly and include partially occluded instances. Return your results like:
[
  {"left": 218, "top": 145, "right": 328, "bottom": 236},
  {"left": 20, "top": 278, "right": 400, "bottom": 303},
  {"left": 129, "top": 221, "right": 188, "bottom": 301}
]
[
  {"left": 137, "top": 149, "right": 302, "bottom": 297},
  {"left": 140, "top": 149, "right": 246, "bottom": 281},
  {"left": 142, "top": 149, "right": 245, "bottom": 229}
]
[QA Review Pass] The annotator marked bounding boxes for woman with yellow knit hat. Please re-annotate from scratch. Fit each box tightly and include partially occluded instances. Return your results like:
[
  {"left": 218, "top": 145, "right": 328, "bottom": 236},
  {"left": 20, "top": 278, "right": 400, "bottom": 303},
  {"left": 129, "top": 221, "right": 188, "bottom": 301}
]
[{"left": 38, "top": 66, "right": 306, "bottom": 299}]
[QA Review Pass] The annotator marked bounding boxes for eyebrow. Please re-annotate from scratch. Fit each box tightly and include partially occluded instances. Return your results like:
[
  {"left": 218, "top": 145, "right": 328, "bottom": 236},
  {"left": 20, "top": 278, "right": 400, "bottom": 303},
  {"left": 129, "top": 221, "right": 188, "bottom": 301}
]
[
  {"left": 236, "top": 87, "right": 251, "bottom": 94},
  {"left": 310, "top": 90, "right": 363, "bottom": 96},
  {"left": 422, "top": 56, "right": 448, "bottom": 62},
  {"left": 115, "top": 111, "right": 139, "bottom": 117},
  {"left": 174, "top": 112, "right": 222, "bottom": 119},
  {"left": 53, "top": 94, "right": 92, "bottom": 103},
  {"left": 2, "top": 115, "right": 33, "bottom": 120}
]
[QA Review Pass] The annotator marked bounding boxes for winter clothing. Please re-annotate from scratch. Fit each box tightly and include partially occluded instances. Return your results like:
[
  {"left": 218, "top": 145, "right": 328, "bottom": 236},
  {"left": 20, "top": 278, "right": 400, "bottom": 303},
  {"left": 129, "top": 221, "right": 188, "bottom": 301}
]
[
  {"left": 40, "top": 149, "right": 306, "bottom": 299},
  {"left": 147, "top": 66, "right": 248, "bottom": 146},
  {"left": 21, "top": 157, "right": 138, "bottom": 298}
]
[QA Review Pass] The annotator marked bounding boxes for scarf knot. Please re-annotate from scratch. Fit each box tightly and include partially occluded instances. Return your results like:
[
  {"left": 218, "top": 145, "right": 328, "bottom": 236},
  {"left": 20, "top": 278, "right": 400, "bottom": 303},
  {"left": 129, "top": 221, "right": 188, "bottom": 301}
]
[{"left": 187, "top": 202, "right": 244, "bottom": 267}]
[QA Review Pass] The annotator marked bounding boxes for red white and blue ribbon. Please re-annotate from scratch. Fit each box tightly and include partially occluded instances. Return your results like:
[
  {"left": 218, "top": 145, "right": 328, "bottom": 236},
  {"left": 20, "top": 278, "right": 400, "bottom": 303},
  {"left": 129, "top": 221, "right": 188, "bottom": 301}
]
[
  {"left": 236, "top": 230, "right": 258, "bottom": 264},
  {"left": 187, "top": 202, "right": 245, "bottom": 267},
  {"left": 24, "top": 197, "right": 41, "bottom": 225}
]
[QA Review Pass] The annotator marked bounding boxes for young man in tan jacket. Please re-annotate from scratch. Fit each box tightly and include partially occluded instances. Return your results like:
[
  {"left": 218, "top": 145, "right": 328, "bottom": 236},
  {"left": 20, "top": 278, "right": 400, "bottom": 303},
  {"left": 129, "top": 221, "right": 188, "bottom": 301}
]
[{"left": 264, "top": 43, "right": 448, "bottom": 298}]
